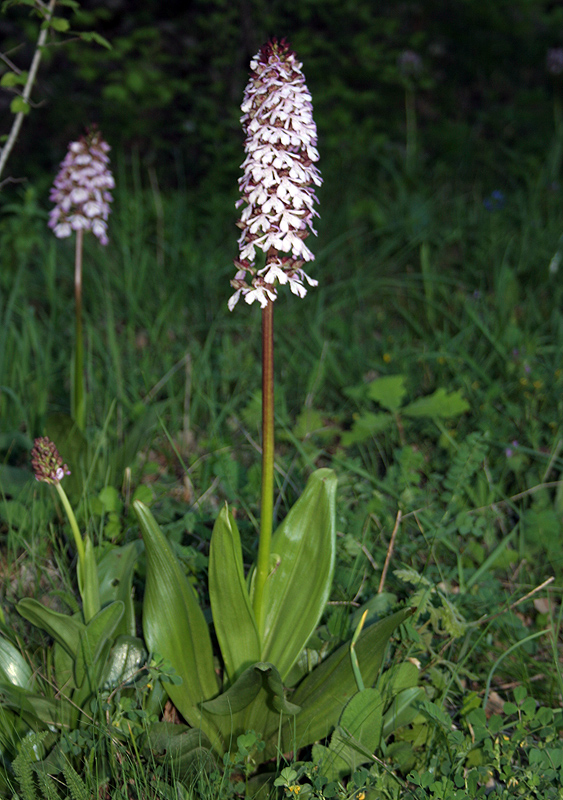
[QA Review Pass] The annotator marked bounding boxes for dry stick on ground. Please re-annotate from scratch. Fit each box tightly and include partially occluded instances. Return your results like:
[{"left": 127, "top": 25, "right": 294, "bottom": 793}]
[
  {"left": 378, "top": 508, "right": 402, "bottom": 594},
  {"left": 0, "top": 0, "right": 57, "bottom": 186}
]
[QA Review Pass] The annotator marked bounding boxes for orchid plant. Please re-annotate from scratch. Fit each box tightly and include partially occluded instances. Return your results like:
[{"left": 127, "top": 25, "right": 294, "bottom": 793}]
[
  {"left": 0, "top": 438, "right": 147, "bottom": 776},
  {"left": 48, "top": 128, "right": 114, "bottom": 431},
  {"left": 133, "top": 39, "right": 414, "bottom": 778}
]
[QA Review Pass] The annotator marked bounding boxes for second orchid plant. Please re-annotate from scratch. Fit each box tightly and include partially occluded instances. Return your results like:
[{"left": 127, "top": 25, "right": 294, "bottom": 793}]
[
  {"left": 49, "top": 127, "right": 114, "bottom": 431},
  {"left": 132, "top": 39, "right": 413, "bottom": 770}
]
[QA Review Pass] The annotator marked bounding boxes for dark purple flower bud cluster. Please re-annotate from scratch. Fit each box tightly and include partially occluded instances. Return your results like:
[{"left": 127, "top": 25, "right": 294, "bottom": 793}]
[
  {"left": 48, "top": 128, "right": 114, "bottom": 246},
  {"left": 398, "top": 50, "right": 423, "bottom": 78},
  {"left": 31, "top": 437, "right": 71, "bottom": 484}
]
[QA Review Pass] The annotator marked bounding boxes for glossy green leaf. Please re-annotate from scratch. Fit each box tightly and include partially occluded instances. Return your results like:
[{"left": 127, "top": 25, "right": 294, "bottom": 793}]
[
  {"left": 281, "top": 607, "right": 414, "bottom": 750},
  {"left": 134, "top": 501, "right": 220, "bottom": 743},
  {"left": 313, "top": 688, "right": 383, "bottom": 780},
  {"left": 260, "top": 469, "right": 337, "bottom": 680},
  {"left": 209, "top": 506, "right": 260, "bottom": 685},
  {"left": 97, "top": 541, "right": 142, "bottom": 637},
  {"left": 382, "top": 686, "right": 426, "bottom": 739},
  {"left": 0, "top": 636, "right": 33, "bottom": 689},
  {"left": 80, "top": 535, "right": 101, "bottom": 623},
  {"left": 73, "top": 601, "right": 124, "bottom": 689},
  {"left": 142, "top": 722, "right": 215, "bottom": 777},
  {"left": 201, "top": 662, "right": 300, "bottom": 717},
  {"left": 16, "top": 599, "right": 83, "bottom": 658},
  {"left": 102, "top": 635, "right": 146, "bottom": 689}
]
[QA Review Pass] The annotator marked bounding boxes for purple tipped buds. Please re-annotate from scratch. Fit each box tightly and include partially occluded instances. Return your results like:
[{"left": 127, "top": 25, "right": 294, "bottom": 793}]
[{"left": 31, "top": 437, "right": 71, "bottom": 484}]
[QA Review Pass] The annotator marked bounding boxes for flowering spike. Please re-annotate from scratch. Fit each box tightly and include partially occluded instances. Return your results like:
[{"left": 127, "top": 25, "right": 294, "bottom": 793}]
[
  {"left": 31, "top": 437, "right": 71, "bottom": 484},
  {"left": 48, "top": 127, "right": 114, "bottom": 246},
  {"left": 229, "top": 39, "right": 322, "bottom": 309}
]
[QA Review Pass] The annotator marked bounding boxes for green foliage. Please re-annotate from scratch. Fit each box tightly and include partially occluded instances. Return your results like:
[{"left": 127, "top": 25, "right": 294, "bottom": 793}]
[{"left": 342, "top": 374, "right": 469, "bottom": 446}]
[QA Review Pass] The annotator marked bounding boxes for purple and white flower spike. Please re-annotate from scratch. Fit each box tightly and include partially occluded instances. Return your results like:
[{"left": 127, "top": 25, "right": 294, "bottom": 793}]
[
  {"left": 48, "top": 128, "right": 114, "bottom": 246},
  {"left": 229, "top": 38, "right": 322, "bottom": 310}
]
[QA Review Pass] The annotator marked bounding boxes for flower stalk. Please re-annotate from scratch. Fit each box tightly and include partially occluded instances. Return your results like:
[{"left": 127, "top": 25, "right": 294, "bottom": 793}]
[
  {"left": 73, "top": 228, "right": 85, "bottom": 430},
  {"left": 31, "top": 437, "right": 99, "bottom": 621},
  {"left": 49, "top": 127, "right": 114, "bottom": 429},
  {"left": 254, "top": 296, "right": 275, "bottom": 634},
  {"left": 230, "top": 39, "right": 322, "bottom": 634}
]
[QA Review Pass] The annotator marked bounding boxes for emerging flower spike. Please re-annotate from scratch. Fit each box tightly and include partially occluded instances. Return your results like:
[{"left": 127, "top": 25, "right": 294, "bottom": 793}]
[
  {"left": 48, "top": 128, "right": 114, "bottom": 246},
  {"left": 229, "top": 38, "right": 322, "bottom": 310},
  {"left": 31, "top": 437, "right": 71, "bottom": 484}
]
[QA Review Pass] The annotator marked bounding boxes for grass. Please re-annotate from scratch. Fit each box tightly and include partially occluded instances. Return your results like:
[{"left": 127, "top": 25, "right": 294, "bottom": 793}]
[{"left": 0, "top": 145, "right": 562, "bottom": 798}]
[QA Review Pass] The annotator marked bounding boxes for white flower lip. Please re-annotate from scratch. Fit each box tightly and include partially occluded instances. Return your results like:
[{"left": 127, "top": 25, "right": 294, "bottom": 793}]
[{"left": 229, "top": 39, "right": 322, "bottom": 310}]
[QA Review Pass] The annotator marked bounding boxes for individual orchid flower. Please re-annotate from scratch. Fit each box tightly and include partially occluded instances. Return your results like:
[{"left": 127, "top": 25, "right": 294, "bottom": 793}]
[{"left": 229, "top": 38, "right": 322, "bottom": 309}]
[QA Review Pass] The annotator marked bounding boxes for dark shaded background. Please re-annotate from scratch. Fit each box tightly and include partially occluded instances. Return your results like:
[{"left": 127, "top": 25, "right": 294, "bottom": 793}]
[{"left": 2, "top": 0, "right": 563, "bottom": 191}]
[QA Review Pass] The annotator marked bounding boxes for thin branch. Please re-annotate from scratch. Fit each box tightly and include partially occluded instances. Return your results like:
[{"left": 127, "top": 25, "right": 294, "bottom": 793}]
[{"left": 0, "top": 0, "right": 57, "bottom": 184}]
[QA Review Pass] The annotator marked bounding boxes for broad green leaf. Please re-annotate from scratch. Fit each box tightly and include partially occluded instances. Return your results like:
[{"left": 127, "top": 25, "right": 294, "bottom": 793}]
[
  {"left": 0, "top": 683, "right": 72, "bottom": 730},
  {"left": 202, "top": 662, "right": 300, "bottom": 717},
  {"left": 382, "top": 686, "right": 426, "bottom": 738},
  {"left": 10, "top": 96, "right": 29, "bottom": 115},
  {"left": 79, "top": 534, "right": 100, "bottom": 623},
  {"left": 134, "top": 501, "right": 220, "bottom": 744},
  {"left": 49, "top": 16, "right": 70, "bottom": 31},
  {"left": 280, "top": 607, "right": 414, "bottom": 751},
  {"left": 0, "top": 71, "right": 27, "bottom": 87},
  {"left": 313, "top": 688, "right": 383, "bottom": 780},
  {"left": 209, "top": 506, "right": 260, "bottom": 685},
  {"left": 16, "top": 599, "right": 83, "bottom": 658},
  {"left": 201, "top": 662, "right": 300, "bottom": 756},
  {"left": 402, "top": 388, "right": 469, "bottom": 418},
  {"left": 142, "top": 723, "right": 215, "bottom": 777},
  {"left": 366, "top": 375, "right": 407, "bottom": 412},
  {"left": 97, "top": 541, "right": 142, "bottom": 637},
  {"left": 102, "top": 635, "right": 146, "bottom": 689},
  {"left": 260, "top": 469, "right": 337, "bottom": 681},
  {"left": 379, "top": 662, "right": 420, "bottom": 697},
  {"left": 74, "top": 601, "right": 124, "bottom": 689},
  {"left": 340, "top": 412, "right": 393, "bottom": 446},
  {"left": 0, "top": 636, "right": 33, "bottom": 689}
]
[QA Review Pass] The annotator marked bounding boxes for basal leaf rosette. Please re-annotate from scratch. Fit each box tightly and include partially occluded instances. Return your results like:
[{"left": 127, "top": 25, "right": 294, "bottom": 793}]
[{"left": 229, "top": 38, "right": 322, "bottom": 310}]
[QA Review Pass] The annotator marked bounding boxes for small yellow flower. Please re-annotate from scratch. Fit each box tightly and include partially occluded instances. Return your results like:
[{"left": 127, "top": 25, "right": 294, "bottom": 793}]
[
  {"left": 533, "top": 380, "right": 543, "bottom": 390},
  {"left": 357, "top": 793, "right": 366, "bottom": 800},
  {"left": 288, "top": 786, "right": 301, "bottom": 795},
  {"left": 383, "top": 353, "right": 392, "bottom": 363},
  {"left": 438, "top": 356, "right": 446, "bottom": 365},
  {"left": 519, "top": 377, "right": 528, "bottom": 386}
]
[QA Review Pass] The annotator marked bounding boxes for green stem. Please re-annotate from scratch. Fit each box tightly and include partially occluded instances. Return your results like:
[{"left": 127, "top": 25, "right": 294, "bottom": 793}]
[
  {"left": 253, "top": 297, "right": 275, "bottom": 636},
  {"left": 54, "top": 480, "right": 86, "bottom": 566},
  {"left": 73, "top": 228, "right": 85, "bottom": 430},
  {"left": 405, "top": 86, "right": 417, "bottom": 176}
]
